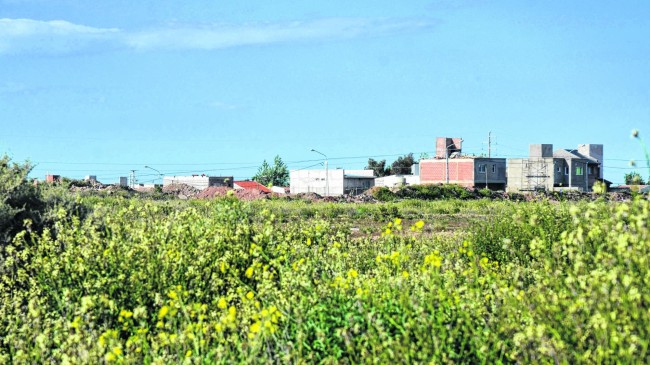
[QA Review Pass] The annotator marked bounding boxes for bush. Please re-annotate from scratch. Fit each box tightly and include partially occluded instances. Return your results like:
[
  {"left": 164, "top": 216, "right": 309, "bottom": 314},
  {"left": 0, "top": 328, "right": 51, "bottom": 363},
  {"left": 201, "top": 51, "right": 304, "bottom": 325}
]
[
  {"left": 0, "top": 155, "right": 45, "bottom": 244},
  {"left": 395, "top": 184, "right": 475, "bottom": 200},
  {"left": 370, "top": 187, "right": 397, "bottom": 202}
]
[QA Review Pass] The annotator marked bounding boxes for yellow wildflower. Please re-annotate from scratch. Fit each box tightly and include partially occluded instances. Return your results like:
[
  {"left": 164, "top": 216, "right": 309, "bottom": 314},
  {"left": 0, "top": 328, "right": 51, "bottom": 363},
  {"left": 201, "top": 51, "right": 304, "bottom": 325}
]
[
  {"left": 218, "top": 298, "right": 227, "bottom": 309},
  {"left": 245, "top": 267, "right": 254, "bottom": 278},
  {"left": 246, "top": 291, "right": 254, "bottom": 300},
  {"left": 158, "top": 306, "right": 169, "bottom": 319}
]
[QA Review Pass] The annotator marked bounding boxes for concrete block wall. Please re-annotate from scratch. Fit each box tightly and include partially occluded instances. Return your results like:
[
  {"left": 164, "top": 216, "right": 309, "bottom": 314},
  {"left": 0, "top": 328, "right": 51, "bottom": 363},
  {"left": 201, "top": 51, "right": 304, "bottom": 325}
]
[
  {"left": 290, "top": 169, "right": 345, "bottom": 196},
  {"left": 435, "top": 137, "right": 463, "bottom": 158},
  {"left": 420, "top": 159, "right": 475, "bottom": 186}
]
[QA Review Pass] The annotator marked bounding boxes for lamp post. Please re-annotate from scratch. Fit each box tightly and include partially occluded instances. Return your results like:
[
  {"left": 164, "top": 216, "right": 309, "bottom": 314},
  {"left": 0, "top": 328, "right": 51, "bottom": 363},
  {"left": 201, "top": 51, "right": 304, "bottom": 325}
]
[
  {"left": 445, "top": 139, "right": 463, "bottom": 184},
  {"left": 311, "top": 149, "right": 328, "bottom": 196},
  {"left": 144, "top": 165, "right": 163, "bottom": 185}
]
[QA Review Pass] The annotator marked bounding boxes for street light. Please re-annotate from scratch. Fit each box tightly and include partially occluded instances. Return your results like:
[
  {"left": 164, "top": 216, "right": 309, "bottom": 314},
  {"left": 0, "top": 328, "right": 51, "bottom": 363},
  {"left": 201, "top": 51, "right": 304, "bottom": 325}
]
[
  {"left": 311, "top": 149, "right": 328, "bottom": 196},
  {"left": 446, "top": 139, "right": 463, "bottom": 184},
  {"left": 144, "top": 165, "right": 163, "bottom": 185}
]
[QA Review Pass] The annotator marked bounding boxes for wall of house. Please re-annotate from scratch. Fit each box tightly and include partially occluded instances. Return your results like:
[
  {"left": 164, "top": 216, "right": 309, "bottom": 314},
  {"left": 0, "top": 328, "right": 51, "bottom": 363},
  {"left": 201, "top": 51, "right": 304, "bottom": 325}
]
[
  {"left": 375, "top": 175, "right": 420, "bottom": 187},
  {"left": 578, "top": 144, "right": 604, "bottom": 179},
  {"left": 559, "top": 158, "right": 590, "bottom": 191},
  {"left": 289, "top": 169, "right": 345, "bottom": 196},
  {"left": 435, "top": 137, "right": 463, "bottom": 158},
  {"left": 419, "top": 159, "right": 475, "bottom": 187},
  {"left": 163, "top": 176, "right": 233, "bottom": 190},
  {"left": 472, "top": 158, "right": 507, "bottom": 190},
  {"left": 343, "top": 177, "right": 375, "bottom": 195},
  {"left": 506, "top": 158, "right": 556, "bottom": 192}
]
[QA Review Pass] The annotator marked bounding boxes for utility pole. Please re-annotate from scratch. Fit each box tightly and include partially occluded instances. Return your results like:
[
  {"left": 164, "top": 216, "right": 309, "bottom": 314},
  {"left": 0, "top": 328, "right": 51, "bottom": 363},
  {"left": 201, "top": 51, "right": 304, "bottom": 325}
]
[
  {"left": 129, "top": 170, "right": 137, "bottom": 188},
  {"left": 144, "top": 165, "right": 163, "bottom": 185},
  {"left": 486, "top": 131, "right": 491, "bottom": 188},
  {"left": 488, "top": 131, "right": 492, "bottom": 158},
  {"left": 311, "top": 149, "right": 328, "bottom": 196},
  {"left": 445, "top": 139, "right": 463, "bottom": 184}
]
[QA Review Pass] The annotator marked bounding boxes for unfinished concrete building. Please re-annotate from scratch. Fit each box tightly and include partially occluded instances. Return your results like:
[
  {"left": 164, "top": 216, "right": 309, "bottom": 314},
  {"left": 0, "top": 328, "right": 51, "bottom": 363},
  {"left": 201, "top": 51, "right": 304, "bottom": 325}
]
[
  {"left": 507, "top": 144, "right": 603, "bottom": 192},
  {"left": 419, "top": 137, "right": 507, "bottom": 190},
  {"left": 289, "top": 169, "right": 375, "bottom": 196},
  {"left": 163, "top": 175, "right": 234, "bottom": 190}
]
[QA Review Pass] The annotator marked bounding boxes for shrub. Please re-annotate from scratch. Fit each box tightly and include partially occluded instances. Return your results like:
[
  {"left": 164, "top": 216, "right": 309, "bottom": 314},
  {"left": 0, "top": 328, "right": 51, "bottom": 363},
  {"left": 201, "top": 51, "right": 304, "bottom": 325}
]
[
  {"left": 0, "top": 155, "right": 45, "bottom": 244},
  {"left": 370, "top": 187, "right": 397, "bottom": 202}
]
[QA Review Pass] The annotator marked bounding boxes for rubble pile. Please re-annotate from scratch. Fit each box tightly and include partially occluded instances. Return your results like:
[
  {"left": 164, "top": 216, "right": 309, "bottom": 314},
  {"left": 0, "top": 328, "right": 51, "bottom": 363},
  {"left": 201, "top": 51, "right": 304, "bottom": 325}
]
[
  {"left": 196, "top": 186, "right": 230, "bottom": 199},
  {"left": 163, "top": 184, "right": 199, "bottom": 199},
  {"left": 233, "top": 189, "right": 270, "bottom": 201}
]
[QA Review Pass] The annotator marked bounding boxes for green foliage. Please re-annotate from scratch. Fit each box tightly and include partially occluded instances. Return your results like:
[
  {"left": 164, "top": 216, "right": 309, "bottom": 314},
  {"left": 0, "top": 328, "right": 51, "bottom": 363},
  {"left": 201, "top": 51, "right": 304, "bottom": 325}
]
[
  {"left": 624, "top": 171, "right": 644, "bottom": 185},
  {"left": 370, "top": 187, "right": 397, "bottom": 202},
  {"left": 365, "top": 158, "right": 390, "bottom": 177},
  {"left": 252, "top": 155, "right": 289, "bottom": 186},
  {"left": 0, "top": 155, "right": 45, "bottom": 243},
  {"left": 396, "top": 184, "right": 474, "bottom": 200},
  {"left": 1, "top": 193, "right": 649, "bottom": 363},
  {"left": 390, "top": 153, "right": 415, "bottom": 175}
]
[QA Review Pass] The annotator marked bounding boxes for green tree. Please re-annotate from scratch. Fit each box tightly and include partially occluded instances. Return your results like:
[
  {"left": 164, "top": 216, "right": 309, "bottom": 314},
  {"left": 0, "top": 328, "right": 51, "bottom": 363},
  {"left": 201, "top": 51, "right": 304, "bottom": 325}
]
[
  {"left": 366, "top": 158, "right": 391, "bottom": 177},
  {"left": 391, "top": 153, "right": 415, "bottom": 175},
  {"left": 624, "top": 171, "right": 644, "bottom": 185},
  {"left": 253, "top": 155, "right": 289, "bottom": 186},
  {"left": 0, "top": 155, "right": 45, "bottom": 243}
]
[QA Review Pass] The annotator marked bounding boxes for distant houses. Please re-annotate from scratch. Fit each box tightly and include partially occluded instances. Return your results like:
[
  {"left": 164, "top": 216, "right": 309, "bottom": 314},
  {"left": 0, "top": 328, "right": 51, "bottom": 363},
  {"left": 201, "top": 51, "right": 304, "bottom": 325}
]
[
  {"left": 507, "top": 144, "right": 604, "bottom": 192},
  {"left": 288, "top": 137, "right": 605, "bottom": 196},
  {"left": 40, "top": 137, "right": 609, "bottom": 197}
]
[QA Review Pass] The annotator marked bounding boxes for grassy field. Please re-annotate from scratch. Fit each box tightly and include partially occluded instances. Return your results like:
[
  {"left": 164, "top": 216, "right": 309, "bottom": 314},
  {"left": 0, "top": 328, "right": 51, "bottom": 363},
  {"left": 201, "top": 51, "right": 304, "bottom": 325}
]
[{"left": 1, "top": 194, "right": 649, "bottom": 364}]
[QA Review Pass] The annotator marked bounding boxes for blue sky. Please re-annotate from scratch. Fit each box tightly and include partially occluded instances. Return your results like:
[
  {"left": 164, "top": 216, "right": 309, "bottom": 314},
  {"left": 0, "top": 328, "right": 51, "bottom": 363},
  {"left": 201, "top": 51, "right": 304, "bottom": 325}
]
[{"left": 1, "top": 0, "right": 648, "bottom": 184}]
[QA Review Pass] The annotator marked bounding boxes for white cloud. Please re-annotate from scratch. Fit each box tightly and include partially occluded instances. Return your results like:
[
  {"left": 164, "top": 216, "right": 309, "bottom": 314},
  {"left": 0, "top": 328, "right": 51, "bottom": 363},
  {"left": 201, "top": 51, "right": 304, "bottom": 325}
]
[
  {"left": 0, "top": 18, "right": 120, "bottom": 54},
  {"left": 0, "top": 17, "right": 436, "bottom": 55},
  {"left": 125, "top": 18, "right": 436, "bottom": 51}
]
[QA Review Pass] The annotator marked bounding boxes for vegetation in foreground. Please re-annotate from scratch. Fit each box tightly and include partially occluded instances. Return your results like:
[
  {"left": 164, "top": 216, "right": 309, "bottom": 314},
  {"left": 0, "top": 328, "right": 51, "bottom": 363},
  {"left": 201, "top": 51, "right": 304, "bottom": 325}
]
[{"left": 1, "top": 156, "right": 649, "bottom": 364}]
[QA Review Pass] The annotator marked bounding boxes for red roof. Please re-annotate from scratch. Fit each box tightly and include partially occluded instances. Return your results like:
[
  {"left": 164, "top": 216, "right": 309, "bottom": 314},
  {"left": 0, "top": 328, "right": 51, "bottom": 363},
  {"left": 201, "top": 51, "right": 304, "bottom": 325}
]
[{"left": 234, "top": 181, "right": 272, "bottom": 193}]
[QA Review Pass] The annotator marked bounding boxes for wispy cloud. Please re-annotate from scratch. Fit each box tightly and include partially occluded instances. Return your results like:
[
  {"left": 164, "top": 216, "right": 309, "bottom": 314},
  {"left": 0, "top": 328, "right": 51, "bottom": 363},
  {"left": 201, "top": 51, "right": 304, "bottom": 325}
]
[
  {"left": 206, "top": 101, "right": 244, "bottom": 111},
  {"left": 0, "top": 18, "right": 119, "bottom": 54},
  {"left": 0, "top": 17, "right": 437, "bottom": 55},
  {"left": 125, "top": 18, "right": 436, "bottom": 51}
]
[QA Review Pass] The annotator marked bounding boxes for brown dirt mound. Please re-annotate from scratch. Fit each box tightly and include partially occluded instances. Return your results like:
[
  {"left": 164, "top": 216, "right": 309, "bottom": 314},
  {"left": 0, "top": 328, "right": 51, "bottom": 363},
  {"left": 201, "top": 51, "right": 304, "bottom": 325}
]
[
  {"left": 197, "top": 187, "right": 271, "bottom": 200},
  {"left": 163, "top": 184, "right": 199, "bottom": 198}
]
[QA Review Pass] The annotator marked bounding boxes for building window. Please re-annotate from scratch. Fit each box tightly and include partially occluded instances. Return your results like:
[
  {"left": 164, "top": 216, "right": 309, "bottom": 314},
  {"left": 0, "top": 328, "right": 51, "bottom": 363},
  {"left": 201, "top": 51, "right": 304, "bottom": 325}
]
[
  {"left": 556, "top": 165, "right": 561, "bottom": 173},
  {"left": 588, "top": 166, "right": 594, "bottom": 175},
  {"left": 492, "top": 165, "right": 496, "bottom": 173},
  {"left": 576, "top": 166, "right": 583, "bottom": 176},
  {"left": 564, "top": 166, "right": 569, "bottom": 175},
  {"left": 478, "top": 164, "right": 486, "bottom": 173}
]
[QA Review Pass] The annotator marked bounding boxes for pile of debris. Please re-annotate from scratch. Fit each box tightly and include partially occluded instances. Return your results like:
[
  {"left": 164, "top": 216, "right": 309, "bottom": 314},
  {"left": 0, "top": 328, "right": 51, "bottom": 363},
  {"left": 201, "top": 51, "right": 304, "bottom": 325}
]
[
  {"left": 196, "top": 186, "right": 274, "bottom": 201},
  {"left": 162, "top": 184, "right": 200, "bottom": 199}
]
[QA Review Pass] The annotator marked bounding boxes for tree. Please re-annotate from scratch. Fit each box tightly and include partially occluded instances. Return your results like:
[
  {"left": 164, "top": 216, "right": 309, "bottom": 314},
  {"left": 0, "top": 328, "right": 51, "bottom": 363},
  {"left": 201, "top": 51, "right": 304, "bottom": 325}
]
[
  {"left": 253, "top": 155, "right": 289, "bottom": 186},
  {"left": 391, "top": 153, "right": 415, "bottom": 175},
  {"left": 0, "top": 155, "right": 44, "bottom": 243},
  {"left": 366, "top": 158, "right": 391, "bottom": 177},
  {"left": 624, "top": 171, "right": 644, "bottom": 185}
]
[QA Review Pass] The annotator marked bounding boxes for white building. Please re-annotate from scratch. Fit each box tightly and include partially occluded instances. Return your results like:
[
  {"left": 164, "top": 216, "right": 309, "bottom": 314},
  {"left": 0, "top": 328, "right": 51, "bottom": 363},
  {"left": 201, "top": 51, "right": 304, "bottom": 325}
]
[
  {"left": 374, "top": 174, "right": 420, "bottom": 188},
  {"left": 163, "top": 175, "right": 233, "bottom": 190},
  {"left": 290, "top": 169, "right": 375, "bottom": 196}
]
